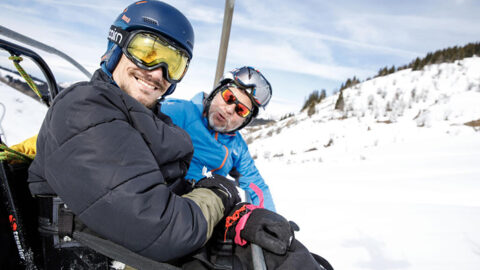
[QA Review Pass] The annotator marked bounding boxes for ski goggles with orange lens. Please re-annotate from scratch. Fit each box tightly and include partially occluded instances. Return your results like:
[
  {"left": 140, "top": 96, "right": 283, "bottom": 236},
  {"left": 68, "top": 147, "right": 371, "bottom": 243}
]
[
  {"left": 108, "top": 26, "right": 190, "bottom": 83},
  {"left": 220, "top": 87, "right": 252, "bottom": 118}
]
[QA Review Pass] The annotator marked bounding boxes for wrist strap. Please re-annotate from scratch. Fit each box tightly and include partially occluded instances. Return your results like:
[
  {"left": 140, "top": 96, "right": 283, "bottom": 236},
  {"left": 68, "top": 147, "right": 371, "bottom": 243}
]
[
  {"left": 224, "top": 204, "right": 248, "bottom": 242},
  {"left": 234, "top": 204, "right": 260, "bottom": 246},
  {"left": 224, "top": 183, "right": 266, "bottom": 245}
]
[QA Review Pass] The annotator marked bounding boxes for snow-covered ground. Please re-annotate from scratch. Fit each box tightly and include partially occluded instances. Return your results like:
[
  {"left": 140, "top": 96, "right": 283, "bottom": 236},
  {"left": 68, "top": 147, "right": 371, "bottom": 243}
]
[
  {"left": 243, "top": 57, "right": 480, "bottom": 269},
  {"left": 0, "top": 73, "right": 47, "bottom": 145},
  {"left": 254, "top": 132, "right": 480, "bottom": 270},
  {"left": 1, "top": 57, "right": 480, "bottom": 269}
]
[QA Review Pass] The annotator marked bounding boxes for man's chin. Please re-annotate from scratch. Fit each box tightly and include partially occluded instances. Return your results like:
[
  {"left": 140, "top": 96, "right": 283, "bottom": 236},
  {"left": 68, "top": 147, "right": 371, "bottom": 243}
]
[
  {"left": 212, "top": 123, "right": 241, "bottom": 133},
  {"left": 212, "top": 125, "right": 227, "bottom": 133},
  {"left": 132, "top": 95, "right": 156, "bottom": 108},
  {"left": 209, "top": 120, "right": 227, "bottom": 133}
]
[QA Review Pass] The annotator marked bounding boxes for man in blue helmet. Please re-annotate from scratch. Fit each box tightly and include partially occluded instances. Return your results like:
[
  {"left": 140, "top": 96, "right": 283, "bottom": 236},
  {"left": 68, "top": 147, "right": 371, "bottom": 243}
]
[
  {"left": 161, "top": 66, "right": 276, "bottom": 211},
  {"left": 26, "top": 1, "right": 323, "bottom": 269},
  {"left": 28, "top": 0, "right": 222, "bottom": 265}
]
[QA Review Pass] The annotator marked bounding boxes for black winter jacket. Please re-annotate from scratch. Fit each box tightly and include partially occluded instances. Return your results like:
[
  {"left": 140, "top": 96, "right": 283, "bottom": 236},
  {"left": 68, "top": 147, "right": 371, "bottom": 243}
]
[{"left": 28, "top": 70, "right": 225, "bottom": 261}]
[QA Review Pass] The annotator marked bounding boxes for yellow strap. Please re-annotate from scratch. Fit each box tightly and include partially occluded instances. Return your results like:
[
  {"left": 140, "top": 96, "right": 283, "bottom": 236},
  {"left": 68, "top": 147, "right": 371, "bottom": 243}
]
[{"left": 8, "top": 55, "right": 44, "bottom": 100}]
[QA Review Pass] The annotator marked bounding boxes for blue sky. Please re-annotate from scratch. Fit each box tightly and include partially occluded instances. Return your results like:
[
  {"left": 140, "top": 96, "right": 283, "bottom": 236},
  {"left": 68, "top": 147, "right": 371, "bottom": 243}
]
[{"left": 1, "top": 0, "right": 479, "bottom": 116}]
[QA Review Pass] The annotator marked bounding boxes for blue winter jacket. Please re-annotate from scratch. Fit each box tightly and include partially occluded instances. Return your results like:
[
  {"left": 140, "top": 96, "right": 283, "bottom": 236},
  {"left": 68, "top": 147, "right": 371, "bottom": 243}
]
[{"left": 161, "top": 92, "right": 276, "bottom": 211}]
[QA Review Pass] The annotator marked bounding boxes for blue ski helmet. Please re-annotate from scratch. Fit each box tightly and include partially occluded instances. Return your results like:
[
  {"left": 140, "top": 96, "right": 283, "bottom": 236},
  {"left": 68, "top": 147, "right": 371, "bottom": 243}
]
[{"left": 101, "top": 0, "right": 194, "bottom": 96}]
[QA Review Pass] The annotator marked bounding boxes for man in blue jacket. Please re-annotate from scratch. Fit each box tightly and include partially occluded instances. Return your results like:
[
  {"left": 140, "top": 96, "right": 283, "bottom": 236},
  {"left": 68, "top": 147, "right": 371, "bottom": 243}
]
[{"left": 161, "top": 66, "right": 276, "bottom": 211}]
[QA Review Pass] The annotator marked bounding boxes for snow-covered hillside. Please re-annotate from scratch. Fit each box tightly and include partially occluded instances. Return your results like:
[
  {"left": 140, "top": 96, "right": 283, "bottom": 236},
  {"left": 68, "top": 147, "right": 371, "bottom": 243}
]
[
  {"left": 241, "top": 57, "right": 480, "bottom": 269},
  {"left": 0, "top": 69, "right": 47, "bottom": 145},
  {"left": 243, "top": 56, "right": 480, "bottom": 164}
]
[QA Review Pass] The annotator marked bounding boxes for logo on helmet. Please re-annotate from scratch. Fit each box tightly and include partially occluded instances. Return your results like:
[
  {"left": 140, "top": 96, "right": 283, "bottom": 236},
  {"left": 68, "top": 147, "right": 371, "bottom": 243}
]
[
  {"left": 108, "top": 28, "right": 123, "bottom": 44},
  {"left": 122, "top": 14, "right": 131, "bottom": 23}
]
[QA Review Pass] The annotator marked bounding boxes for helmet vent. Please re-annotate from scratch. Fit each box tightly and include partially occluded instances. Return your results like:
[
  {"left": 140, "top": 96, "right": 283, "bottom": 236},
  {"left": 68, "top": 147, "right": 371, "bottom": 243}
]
[{"left": 143, "top": 16, "right": 159, "bottom": 25}]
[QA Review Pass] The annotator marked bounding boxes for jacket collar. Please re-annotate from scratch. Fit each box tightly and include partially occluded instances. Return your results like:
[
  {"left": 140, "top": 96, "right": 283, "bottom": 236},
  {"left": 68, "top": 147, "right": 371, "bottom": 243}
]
[{"left": 191, "top": 92, "right": 206, "bottom": 114}]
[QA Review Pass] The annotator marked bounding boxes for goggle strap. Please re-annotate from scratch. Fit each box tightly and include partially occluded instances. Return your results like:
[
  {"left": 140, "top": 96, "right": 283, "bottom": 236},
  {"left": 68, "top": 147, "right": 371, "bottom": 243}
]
[{"left": 108, "top": 25, "right": 130, "bottom": 47}]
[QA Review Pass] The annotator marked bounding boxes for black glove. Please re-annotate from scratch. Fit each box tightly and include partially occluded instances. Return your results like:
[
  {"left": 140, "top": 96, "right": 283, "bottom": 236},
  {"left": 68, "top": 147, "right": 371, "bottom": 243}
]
[
  {"left": 224, "top": 203, "right": 297, "bottom": 255},
  {"left": 195, "top": 174, "right": 241, "bottom": 215}
]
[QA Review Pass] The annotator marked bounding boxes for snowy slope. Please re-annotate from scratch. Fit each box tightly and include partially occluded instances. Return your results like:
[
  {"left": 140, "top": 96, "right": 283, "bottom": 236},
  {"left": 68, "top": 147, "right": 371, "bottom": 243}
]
[
  {"left": 243, "top": 57, "right": 480, "bottom": 164},
  {"left": 242, "top": 57, "right": 480, "bottom": 269},
  {"left": 0, "top": 69, "right": 47, "bottom": 145}
]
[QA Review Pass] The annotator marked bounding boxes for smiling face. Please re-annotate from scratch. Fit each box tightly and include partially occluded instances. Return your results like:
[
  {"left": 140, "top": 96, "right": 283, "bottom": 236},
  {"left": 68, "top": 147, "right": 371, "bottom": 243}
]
[
  {"left": 112, "top": 54, "right": 171, "bottom": 108},
  {"left": 208, "top": 87, "right": 253, "bottom": 133}
]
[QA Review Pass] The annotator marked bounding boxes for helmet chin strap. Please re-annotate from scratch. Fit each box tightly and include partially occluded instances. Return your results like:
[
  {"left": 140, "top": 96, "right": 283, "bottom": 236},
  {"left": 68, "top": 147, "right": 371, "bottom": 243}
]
[{"left": 163, "top": 83, "right": 176, "bottom": 97}]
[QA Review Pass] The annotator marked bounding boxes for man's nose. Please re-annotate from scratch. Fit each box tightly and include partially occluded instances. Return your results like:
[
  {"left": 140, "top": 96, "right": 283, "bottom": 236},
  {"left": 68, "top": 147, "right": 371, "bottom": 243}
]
[
  {"left": 225, "top": 103, "right": 236, "bottom": 115},
  {"left": 149, "top": 67, "right": 165, "bottom": 82}
]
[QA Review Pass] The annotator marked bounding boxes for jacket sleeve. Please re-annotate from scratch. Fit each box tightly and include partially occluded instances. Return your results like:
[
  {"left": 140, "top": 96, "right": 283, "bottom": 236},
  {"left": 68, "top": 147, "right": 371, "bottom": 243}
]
[
  {"left": 233, "top": 138, "right": 276, "bottom": 212},
  {"left": 36, "top": 85, "right": 223, "bottom": 262}
]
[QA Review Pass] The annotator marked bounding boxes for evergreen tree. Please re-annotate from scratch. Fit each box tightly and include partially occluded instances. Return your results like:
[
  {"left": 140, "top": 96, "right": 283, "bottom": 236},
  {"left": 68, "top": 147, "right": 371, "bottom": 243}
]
[
  {"left": 307, "top": 103, "right": 316, "bottom": 117},
  {"left": 335, "top": 90, "right": 345, "bottom": 111},
  {"left": 320, "top": 89, "right": 326, "bottom": 102},
  {"left": 388, "top": 65, "right": 395, "bottom": 74},
  {"left": 301, "top": 90, "right": 320, "bottom": 111},
  {"left": 412, "top": 57, "right": 421, "bottom": 70}
]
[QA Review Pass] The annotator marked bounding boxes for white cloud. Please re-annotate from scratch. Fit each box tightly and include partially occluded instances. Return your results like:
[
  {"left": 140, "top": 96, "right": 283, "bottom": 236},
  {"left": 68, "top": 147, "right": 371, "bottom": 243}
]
[
  {"left": 35, "top": 0, "right": 120, "bottom": 11},
  {"left": 228, "top": 40, "right": 372, "bottom": 81},
  {"left": 233, "top": 14, "right": 421, "bottom": 59},
  {"left": 183, "top": 5, "right": 223, "bottom": 24}
]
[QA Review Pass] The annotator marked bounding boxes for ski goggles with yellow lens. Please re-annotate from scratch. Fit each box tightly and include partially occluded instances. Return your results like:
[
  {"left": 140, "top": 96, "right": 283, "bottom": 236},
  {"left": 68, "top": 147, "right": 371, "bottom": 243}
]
[{"left": 108, "top": 26, "right": 190, "bottom": 83}]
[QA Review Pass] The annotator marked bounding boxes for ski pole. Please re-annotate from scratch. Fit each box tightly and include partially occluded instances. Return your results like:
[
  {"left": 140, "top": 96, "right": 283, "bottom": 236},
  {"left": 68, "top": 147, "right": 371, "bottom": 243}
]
[{"left": 245, "top": 190, "right": 267, "bottom": 270}]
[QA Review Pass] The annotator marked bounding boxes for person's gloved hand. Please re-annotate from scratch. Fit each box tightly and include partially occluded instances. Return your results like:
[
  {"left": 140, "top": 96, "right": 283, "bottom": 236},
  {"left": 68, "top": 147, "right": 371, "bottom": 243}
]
[
  {"left": 223, "top": 203, "right": 299, "bottom": 255},
  {"left": 195, "top": 174, "right": 241, "bottom": 215}
]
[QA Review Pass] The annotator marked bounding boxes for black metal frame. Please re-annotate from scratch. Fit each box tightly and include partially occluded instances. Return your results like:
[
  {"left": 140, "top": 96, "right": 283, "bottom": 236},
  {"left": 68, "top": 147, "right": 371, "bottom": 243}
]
[
  {"left": 0, "top": 38, "right": 60, "bottom": 270},
  {"left": 0, "top": 38, "right": 59, "bottom": 101},
  {"left": 0, "top": 156, "right": 38, "bottom": 269}
]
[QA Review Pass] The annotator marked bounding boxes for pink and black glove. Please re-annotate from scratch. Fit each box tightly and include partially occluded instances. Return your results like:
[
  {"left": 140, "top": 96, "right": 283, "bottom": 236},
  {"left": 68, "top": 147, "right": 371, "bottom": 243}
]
[{"left": 223, "top": 203, "right": 298, "bottom": 255}]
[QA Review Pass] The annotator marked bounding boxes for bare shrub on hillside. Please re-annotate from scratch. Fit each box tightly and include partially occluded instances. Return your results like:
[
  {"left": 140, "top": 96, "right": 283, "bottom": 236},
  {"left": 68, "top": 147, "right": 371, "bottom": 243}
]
[
  {"left": 285, "top": 118, "right": 298, "bottom": 128},
  {"left": 464, "top": 119, "right": 480, "bottom": 128},
  {"left": 324, "top": 138, "right": 334, "bottom": 147},
  {"left": 280, "top": 113, "right": 294, "bottom": 121},
  {"left": 367, "top": 95, "right": 374, "bottom": 108}
]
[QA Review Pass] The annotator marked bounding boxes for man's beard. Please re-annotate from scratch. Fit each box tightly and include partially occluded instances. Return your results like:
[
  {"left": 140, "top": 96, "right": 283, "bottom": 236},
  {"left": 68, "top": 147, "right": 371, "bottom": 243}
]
[
  {"left": 208, "top": 108, "right": 241, "bottom": 133},
  {"left": 208, "top": 109, "right": 229, "bottom": 132}
]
